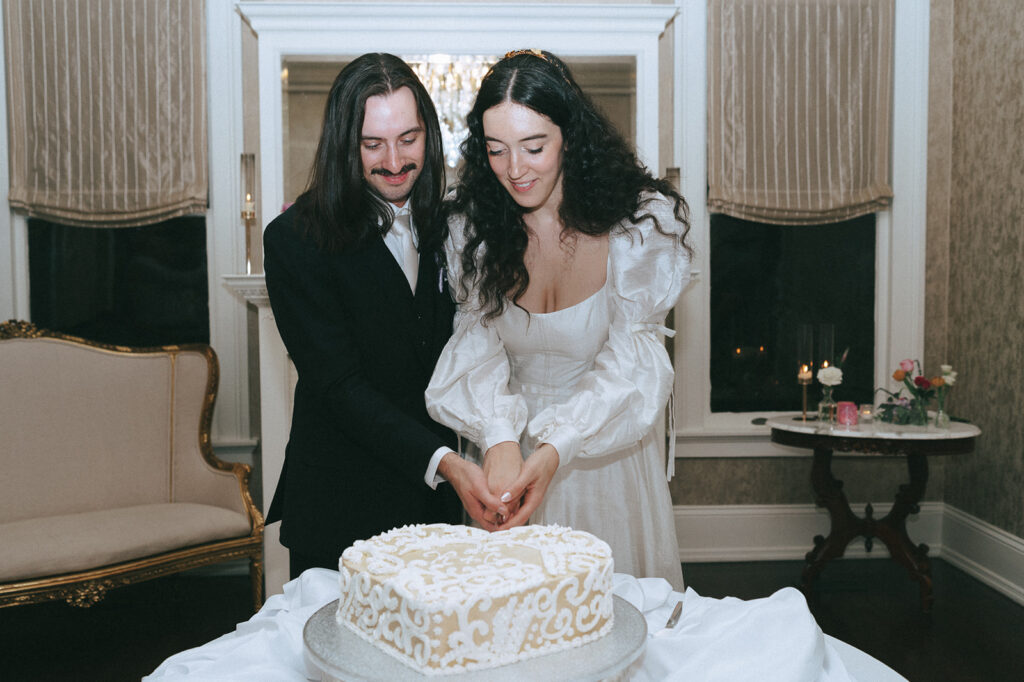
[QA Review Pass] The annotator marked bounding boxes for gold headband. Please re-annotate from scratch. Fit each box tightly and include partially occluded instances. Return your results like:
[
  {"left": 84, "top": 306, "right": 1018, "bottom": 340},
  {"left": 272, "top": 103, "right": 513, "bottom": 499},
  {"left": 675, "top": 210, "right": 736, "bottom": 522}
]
[{"left": 503, "top": 48, "right": 549, "bottom": 62}]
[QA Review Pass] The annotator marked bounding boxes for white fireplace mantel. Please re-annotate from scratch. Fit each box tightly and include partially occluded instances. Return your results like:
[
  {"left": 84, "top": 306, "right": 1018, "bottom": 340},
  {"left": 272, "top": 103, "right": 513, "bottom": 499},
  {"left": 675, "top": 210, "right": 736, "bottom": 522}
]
[{"left": 223, "top": 274, "right": 291, "bottom": 595}]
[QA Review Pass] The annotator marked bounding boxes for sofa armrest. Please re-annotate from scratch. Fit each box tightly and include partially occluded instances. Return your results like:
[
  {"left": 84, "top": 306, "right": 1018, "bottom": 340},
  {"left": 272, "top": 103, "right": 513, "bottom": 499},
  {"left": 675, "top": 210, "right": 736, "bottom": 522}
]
[{"left": 167, "top": 346, "right": 264, "bottom": 535}]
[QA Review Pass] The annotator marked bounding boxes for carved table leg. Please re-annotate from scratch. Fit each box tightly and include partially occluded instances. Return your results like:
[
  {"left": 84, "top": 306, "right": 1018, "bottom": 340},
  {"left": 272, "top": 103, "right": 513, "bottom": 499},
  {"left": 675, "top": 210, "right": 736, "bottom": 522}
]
[
  {"left": 875, "top": 453, "right": 933, "bottom": 611},
  {"left": 802, "top": 448, "right": 934, "bottom": 611},
  {"left": 801, "top": 447, "right": 865, "bottom": 594}
]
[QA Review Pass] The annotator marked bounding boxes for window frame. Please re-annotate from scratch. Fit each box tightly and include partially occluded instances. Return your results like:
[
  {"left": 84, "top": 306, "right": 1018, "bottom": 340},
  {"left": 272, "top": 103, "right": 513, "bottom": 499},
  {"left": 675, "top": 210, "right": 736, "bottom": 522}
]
[{"left": 672, "top": 0, "right": 929, "bottom": 457}]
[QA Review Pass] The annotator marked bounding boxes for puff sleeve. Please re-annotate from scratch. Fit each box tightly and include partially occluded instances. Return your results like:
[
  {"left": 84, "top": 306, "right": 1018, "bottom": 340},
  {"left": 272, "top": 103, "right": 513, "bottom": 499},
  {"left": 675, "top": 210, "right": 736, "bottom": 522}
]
[
  {"left": 526, "top": 193, "right": 691, "bottom": 470},
  {"left": 425, "top": 215, "right": 529, "bottom": 453}
]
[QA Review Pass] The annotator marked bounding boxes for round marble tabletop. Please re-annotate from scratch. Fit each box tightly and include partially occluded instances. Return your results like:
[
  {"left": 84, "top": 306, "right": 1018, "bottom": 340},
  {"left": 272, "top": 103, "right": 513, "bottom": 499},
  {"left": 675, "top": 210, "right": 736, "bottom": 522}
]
[{"left": 767, "top": 415, "right": 981, "bottom": 441}]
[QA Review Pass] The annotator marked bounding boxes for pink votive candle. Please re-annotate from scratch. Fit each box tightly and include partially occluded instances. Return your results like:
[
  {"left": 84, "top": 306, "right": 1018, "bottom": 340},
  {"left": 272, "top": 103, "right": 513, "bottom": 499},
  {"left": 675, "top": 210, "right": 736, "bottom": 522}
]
[{"left": 837, "top": 401, "right": 859, "bottom": 426}]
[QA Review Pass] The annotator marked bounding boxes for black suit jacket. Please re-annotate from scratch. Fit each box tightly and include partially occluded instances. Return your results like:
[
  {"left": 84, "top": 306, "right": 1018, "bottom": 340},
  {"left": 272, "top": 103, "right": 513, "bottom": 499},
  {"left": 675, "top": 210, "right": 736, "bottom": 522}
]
[{"left": 263, "top": 204, "right": 461, "bottom": 558}]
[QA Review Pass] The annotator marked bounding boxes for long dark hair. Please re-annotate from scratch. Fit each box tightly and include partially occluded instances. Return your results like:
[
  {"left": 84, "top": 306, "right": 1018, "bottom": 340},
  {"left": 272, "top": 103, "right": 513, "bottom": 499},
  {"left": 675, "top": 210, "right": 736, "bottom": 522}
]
[
  {"left": 296, "top": 53, "right": 446, "bottom": 253},
  {"left": 450, "top": 50, "right": 691, "bottom": 320}
]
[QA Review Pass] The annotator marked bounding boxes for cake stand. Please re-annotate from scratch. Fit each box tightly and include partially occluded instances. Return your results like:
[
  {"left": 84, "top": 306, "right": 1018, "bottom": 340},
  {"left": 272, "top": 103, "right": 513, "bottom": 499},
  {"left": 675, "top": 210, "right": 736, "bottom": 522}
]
[{"left": 304, "top": 596, "right": 647, "bottom": 681}]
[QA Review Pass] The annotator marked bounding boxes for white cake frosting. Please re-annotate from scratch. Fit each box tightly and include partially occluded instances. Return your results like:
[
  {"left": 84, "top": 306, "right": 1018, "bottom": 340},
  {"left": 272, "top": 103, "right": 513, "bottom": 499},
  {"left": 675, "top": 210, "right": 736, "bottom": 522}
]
[{"left": 336, "top": 523, "right": 615, "bottom": 675}]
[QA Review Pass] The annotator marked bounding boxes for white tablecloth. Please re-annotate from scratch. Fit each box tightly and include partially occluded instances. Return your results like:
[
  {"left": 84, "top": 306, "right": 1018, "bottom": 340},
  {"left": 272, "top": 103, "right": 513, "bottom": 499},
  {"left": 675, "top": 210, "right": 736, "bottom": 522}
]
[{"left": 145, "top": 569, "right": 906, "bottom": 681}]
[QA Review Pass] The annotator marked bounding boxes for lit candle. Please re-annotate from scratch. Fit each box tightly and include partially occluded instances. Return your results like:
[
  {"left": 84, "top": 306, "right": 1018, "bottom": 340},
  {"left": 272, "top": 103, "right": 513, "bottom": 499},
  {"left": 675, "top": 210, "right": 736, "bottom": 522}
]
[
  {"left": 797, "top": 324, "right": 813, "bottom": 384},
  {"left": 243, "top": 192, "right": 255, "bottom": 215},
  {"left": 798, "top": 364, "right": 812, "bottom": 382}
]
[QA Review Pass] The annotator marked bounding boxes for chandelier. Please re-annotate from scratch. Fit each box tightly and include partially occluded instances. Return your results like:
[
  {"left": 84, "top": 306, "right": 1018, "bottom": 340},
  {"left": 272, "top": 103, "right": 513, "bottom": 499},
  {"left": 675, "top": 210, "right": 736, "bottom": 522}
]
[{"left": 407, "top": 54, "right": 496, "bottom": 168}]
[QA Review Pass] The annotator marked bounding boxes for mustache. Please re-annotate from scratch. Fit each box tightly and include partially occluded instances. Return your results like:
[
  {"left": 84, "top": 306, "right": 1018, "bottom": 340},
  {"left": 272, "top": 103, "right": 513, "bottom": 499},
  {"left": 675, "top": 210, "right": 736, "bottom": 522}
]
[{"left": 371, "top": 163, "right": 417, "bottom": 177}]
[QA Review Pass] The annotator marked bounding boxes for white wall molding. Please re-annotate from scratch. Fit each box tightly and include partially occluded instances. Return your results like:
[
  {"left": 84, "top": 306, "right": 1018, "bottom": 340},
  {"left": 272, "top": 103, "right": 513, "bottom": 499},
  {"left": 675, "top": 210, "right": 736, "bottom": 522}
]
[
  {"left": 940, "top": 505, "right": 1024, "bottom": 607},
  {"left": 207, "top": 0, "right": 252, "bottom": 451},
  {"left": 0, "top": 0, "right": 29, "bottom": 322},
  {"left": 676, "top": 502, "right": 944, "bottom": 563},
  {"left": 675, "top": 502, "right": 1024, "bottom": 607},
  {"left": 223, "top": 273, "right": 290, "bottom": 596}
]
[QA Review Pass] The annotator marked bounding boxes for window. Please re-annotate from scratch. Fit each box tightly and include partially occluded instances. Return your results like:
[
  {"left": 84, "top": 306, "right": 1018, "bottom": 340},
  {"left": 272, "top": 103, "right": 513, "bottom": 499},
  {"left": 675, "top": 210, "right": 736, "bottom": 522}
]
[
  {"left": 709, "top": 213, "right": 876, "bottom": 413},
  {"left": 672, "top": 2, "right": 929, "bottom": 453},
  {"left": 28, "top": 217, "right": 209, "bottom": 347}
]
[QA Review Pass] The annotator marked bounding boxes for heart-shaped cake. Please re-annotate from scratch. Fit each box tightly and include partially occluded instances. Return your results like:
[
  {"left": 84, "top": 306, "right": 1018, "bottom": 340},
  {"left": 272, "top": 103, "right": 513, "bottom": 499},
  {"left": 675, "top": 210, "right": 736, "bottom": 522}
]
[{"left": 337, "top": 523, "right": 614, "bottom": 675}]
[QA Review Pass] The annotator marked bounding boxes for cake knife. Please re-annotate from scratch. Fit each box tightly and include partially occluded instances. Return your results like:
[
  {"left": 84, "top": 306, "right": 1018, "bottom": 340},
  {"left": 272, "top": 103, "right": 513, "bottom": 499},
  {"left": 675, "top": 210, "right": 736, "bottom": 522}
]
[{"left": 664, "top": 600, "right": 683, "bottom": 629}]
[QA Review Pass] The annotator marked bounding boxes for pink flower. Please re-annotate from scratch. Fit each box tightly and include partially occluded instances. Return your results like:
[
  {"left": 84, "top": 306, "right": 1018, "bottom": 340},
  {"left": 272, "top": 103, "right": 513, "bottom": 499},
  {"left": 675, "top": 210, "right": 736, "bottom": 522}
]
[{"left": 899, "top": 359, "right": 915, "bottom": 372}]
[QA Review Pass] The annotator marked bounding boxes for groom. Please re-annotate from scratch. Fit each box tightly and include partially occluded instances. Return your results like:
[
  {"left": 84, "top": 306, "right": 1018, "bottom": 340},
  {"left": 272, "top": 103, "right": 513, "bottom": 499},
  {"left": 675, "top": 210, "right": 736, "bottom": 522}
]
[{"left": 263, "top": 53, "right": 501, "bottom": 578}]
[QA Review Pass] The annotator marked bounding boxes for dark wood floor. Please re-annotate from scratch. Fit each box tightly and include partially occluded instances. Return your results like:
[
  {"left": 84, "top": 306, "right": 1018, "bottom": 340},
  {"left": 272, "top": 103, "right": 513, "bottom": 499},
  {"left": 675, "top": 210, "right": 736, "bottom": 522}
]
[
  {"left": 0, "top": 573, "right": 253, "bottom": 681},
  {"left": 1, "top": 557, "right": 1021, "bottom": 681},
  {"left": 684, "top": 558, "right": 1024, "bottom": 682}
]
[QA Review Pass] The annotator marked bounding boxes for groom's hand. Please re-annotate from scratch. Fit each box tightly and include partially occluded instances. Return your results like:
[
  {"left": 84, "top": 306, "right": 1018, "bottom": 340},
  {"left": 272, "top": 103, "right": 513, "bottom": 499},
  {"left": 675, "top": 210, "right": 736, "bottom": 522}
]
[{"left": 438, "top": 452, "right": 504, "bottom": 531}]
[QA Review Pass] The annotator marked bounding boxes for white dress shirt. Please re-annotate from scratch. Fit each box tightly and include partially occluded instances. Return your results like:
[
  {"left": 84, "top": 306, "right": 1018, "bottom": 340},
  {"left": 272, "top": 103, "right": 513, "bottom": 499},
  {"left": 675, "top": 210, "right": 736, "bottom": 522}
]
[
  {"left": 382, "top": 204, "right": 452, "bottom": 489},
  {"left": 381, "top": 204, "right": 418, "bottom": 292}
]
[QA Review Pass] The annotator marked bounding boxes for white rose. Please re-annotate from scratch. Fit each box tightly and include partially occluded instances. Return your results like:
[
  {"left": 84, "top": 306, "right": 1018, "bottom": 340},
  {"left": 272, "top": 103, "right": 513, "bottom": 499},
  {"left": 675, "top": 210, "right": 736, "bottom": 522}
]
[
  {"left": 817, "top": 366, "right": 843, "bottom": 386},
  {"left": 941, "top": 364, "right": 952, "bottom": 373},
  {"left": 944, "top": 371, "right": 957, "bottom": 386}
]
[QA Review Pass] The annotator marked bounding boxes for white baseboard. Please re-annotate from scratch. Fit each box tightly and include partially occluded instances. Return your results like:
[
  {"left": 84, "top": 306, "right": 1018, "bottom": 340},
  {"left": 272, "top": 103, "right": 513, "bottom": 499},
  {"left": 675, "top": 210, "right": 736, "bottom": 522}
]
[
  {"left": 674, "top": 503, "right": 1024, "bottom": 606},
  {"left": 939, "top": 505, "right": 1024, "bottom": 606},
  {"left": 674, "top": 502, "right": 944, "bottom": 563}
]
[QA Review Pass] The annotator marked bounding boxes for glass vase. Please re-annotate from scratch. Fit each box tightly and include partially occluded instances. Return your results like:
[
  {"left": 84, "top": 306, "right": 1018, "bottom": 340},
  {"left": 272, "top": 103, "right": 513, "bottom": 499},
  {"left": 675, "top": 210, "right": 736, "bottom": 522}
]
[
  {"left": 818, "top": 386, "right": 837, "bottom": 424},
  {"left": 934, "top": 408, "right": 951, "bottom": 429},
  {"left": 912, "top": 399, "right": 929, "bottom": 426}
]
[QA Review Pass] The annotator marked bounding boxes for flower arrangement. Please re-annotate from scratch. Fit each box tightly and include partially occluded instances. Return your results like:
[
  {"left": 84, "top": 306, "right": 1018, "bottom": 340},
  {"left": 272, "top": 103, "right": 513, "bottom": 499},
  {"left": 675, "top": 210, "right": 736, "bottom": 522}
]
[
  {"left": 815, "top": 348, "right": 847, "bottom": 423},
  {"left": 876, "top": 359, "right": 957, "bottom": 426},
  {"left": 933, "top": 364, "right": 957, "bottom": 427},
  {"left": 817, "top": 365, "right": 843, "bottom": 387}
]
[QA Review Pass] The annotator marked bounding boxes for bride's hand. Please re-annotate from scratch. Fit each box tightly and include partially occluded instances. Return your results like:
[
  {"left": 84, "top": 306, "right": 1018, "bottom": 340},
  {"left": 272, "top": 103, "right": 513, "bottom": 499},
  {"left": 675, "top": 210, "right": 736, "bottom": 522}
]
[
  {"left": 496, "top": 444, "right": 558, "bottom": 529},
  {"left": 483, "top": 441, "right": 522, "bottom": 523}
]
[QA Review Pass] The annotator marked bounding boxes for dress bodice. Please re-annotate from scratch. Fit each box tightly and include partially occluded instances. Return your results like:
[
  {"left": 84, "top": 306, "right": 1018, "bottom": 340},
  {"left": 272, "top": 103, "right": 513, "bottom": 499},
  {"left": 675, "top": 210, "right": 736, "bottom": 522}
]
[{"left": 496, "top": 284, "right": 610, "bottom": 403}]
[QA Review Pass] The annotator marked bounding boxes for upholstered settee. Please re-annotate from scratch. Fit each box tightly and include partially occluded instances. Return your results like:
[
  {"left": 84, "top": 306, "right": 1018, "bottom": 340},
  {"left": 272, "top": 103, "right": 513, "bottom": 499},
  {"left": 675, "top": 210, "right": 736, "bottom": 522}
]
[{"left": 0, "top": 320, "right": 264, "bottom": 610}]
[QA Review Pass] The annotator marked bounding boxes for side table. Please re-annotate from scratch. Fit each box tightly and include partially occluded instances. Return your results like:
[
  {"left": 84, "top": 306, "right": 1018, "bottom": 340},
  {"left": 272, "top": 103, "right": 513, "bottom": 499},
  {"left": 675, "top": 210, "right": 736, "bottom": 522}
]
[{"left": 768, "top": 416, "right": 980, "bottom": 611}]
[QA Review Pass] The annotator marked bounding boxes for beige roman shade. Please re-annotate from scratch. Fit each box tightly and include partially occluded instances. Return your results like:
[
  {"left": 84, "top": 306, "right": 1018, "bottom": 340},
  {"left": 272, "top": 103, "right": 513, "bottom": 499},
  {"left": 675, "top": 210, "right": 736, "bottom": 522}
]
[
  {"left": 708, "top": 0, "right": 894, "bottom": 225},
  {"left": 4, "top": 0, "right": 207, "bottom": 227}
]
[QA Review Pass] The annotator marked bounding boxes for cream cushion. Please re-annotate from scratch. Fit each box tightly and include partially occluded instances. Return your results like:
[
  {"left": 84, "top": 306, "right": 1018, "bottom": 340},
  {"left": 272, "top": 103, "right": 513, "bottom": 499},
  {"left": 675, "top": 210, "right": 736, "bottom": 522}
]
[{"left": 0, "top": 503, "right": 252, "bottom": 581}]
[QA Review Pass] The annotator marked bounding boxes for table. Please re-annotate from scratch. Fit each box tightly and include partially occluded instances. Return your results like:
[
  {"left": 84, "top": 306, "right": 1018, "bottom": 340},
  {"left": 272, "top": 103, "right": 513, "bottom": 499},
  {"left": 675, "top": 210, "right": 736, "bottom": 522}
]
[
  {"left": 768, "top": 416, "right": 980, "bottom": 611},
  {"left": 144, "top": 569, "right": 905, "bottom": 681}
]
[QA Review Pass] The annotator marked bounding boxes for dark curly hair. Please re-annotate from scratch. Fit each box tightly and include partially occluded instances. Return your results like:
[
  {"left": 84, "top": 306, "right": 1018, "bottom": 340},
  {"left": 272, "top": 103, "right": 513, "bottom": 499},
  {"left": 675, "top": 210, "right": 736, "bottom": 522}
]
[
  {"left": 449, "top": 50, "right": 691, "bottom": 320},
  {"left": 296, "top": 53, "right": 446, "bottom": 254}
]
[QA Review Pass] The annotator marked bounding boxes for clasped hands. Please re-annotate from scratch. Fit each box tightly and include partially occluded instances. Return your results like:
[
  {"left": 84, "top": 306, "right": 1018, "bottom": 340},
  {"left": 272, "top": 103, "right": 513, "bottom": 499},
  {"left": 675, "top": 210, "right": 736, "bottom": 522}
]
[{"left": 440, "top": 441, "right": 558, "bottom": 532}]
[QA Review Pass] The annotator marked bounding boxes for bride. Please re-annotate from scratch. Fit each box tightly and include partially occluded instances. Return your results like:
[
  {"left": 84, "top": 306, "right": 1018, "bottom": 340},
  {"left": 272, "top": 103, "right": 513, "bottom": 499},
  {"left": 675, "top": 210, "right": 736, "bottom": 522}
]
[{"left": 426, "top": 49, "right": 692, "bottom": 588}]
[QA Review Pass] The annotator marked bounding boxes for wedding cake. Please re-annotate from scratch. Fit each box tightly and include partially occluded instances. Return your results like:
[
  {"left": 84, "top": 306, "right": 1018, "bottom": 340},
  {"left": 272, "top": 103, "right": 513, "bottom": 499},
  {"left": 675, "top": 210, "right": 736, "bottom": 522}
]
[{"left": 336, "top": 523, "right": 615, "bottom": 675}]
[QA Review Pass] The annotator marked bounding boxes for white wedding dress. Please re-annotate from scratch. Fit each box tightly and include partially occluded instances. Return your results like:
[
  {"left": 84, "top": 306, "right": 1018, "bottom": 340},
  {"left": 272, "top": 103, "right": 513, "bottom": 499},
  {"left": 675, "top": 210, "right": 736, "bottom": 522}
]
[{"left": 427, "top": 193, "right": 689, "bottom": 589}]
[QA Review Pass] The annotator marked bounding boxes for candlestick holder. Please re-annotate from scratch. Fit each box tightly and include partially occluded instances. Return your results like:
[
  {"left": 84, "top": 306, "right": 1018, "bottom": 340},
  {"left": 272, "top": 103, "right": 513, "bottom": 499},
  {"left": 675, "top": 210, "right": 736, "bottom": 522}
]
[
  {"left": 240, "top": 153, "right": 256, "bottom": 274},
  {"left": 797, "top": 361, "right": 813, "bottom": 421},
  {"left": 799, "top": 376, "right": 812, "bottom": 421},
  {"left": 796, "top": 325, "right": 814, "bottom": 421}
]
